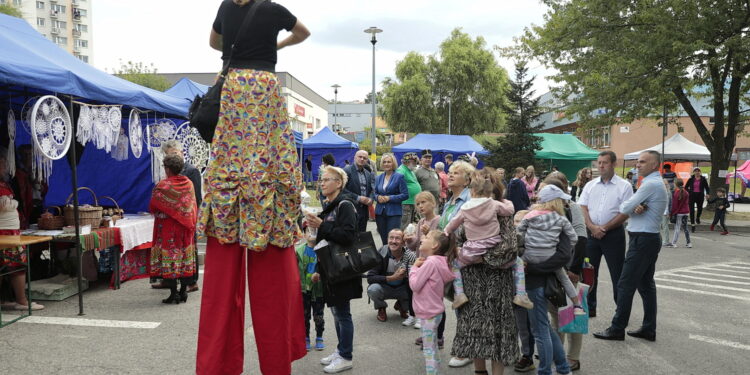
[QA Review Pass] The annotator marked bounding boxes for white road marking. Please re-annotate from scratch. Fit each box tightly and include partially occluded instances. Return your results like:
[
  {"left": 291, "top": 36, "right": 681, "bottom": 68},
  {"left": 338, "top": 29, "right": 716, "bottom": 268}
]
[
  {"left": 655, "top": 277, "right": 750, "bottom": 292},
  {"left": 656, "top": 285, "right": 750, "bottom": 302},
  {"left": 677, "top": 270, "right": 750, "bottom": 280},
  {"left": 8, "top": 316, "right": 161, "bottom": 329},
  {"left": 689, "top": 335, "right": 750, "bottom": 351},
  {"left": 721, "top": 264, "right": 750, "bottom": 270},
  {"left": 658, "top": 273, "right": 750, "bottom": 286}
]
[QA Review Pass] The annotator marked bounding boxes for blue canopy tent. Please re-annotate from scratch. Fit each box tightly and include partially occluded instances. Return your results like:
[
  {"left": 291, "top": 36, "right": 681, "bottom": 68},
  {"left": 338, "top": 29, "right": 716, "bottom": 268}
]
[
  {"left": 164, "top": 78, "right": 210, "bottom": 101},
  {"left": 302, "top": 127, "right": 359, "bottom": 180},
  {"left": 392, "top": 134, "right": 488, "bottom": 168}
]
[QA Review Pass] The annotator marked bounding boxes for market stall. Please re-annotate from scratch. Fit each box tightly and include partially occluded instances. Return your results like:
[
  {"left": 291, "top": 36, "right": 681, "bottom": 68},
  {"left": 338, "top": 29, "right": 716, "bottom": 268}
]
[
  {"left": 302, "top": 126, "right": 359, "bottom": 180},
  {"left": 534, "top": 133, "right": 599, "bottom": 180},
  {"left": 392, "top": 133, "right": 488, "bottom": 168}
]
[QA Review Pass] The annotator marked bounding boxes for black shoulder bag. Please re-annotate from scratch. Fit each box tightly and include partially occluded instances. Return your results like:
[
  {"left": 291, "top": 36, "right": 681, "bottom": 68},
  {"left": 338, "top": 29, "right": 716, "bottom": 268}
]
[
  {"left": 316, "top": 201, "right": 381, "bottom": 284},
  {"left": 189, "top": 0, "right": 263, "bottom": 143}
]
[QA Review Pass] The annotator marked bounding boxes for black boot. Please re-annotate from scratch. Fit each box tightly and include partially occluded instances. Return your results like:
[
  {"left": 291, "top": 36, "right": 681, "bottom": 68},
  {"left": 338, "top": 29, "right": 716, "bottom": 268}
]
[
  {"left": 162, "top": 279, "right": 179, "bottom": 304},
  {"left": 179, "top": 277, "right": 190, "bottom": 303}
]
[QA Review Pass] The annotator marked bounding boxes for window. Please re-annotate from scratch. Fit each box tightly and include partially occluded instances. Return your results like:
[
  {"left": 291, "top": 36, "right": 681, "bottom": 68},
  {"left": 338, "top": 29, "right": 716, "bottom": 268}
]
[
  {"left": 54, "top": 20, "right": 66, "bottom": 29},
  {"left": 74, "top": 39, "right": 88, "bottom": 48},
  {"left": 36, "top": 17, "right": 45, "bottom": 26},
  {"left": 74, "top": 23, "right": 87, "bottom": 32},
  {"left": 53, "top": 36, "right": 67, "bottom": 45},
  {"left": 73, "top": 8, "right": 86, "bottom": 16},
  {"left": 12, "top": 0, "right": 21, "bottom": 6},
  {"left": 601, "top": 126, "right": 610, "bottom": 147},
  {"left": 76, "top": 55, "right": 89, "bottom": 63},
  {"left": 51, "top": 4, "right": 65, "bottom": 13},
  {"left": 36, "top": 1, "right": 44, "bottom": 9}
]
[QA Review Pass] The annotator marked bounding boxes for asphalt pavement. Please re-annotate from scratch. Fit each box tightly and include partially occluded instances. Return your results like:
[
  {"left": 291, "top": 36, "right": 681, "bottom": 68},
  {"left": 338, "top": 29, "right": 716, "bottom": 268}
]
[{"left": 1, "top": 221, "right": 749, "bottom": 375}]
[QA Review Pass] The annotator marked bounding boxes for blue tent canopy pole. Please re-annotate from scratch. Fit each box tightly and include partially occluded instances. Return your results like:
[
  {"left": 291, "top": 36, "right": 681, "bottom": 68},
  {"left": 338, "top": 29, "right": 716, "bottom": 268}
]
[{"left": 65, "top": 95, "right": 85, "bottom": 316}]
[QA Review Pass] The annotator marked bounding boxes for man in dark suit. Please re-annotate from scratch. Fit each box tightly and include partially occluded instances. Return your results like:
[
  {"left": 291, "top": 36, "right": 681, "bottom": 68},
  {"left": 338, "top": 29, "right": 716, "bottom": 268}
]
[{"left": 344, "top": 150, "right": 375, "bottom": 232}]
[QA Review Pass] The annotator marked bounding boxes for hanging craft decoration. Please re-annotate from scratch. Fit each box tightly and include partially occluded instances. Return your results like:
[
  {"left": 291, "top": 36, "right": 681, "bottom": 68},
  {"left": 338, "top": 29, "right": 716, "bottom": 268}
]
[
  {"left": 108, "top": 107, "right": 122, "bottom": 152},
  {"left": 112, "top": 128, "right": 129, "bottom": 161},
  {"left": 76, "top": 104, "right": 93, "bottom": 145},
  {"left": 92, "top": 106, "right": 109, "bottom": 151},
  {"left": 7, "top": 109, "right": 16, "bottom": 177},
  {"left": 28, "top": 95, "right": 72, "bottom": 183},
  {"left": 20, "top": 97, "right": 37, "bottom": 135},
  {"left": 175, "top": 122, "right": 210, "bottom": 171},
  {"left": 128, "top": 109, "right": 143, "bottom": 158},
  {"left": 146, "top": 118, "right": 176, "bottom": 183}
]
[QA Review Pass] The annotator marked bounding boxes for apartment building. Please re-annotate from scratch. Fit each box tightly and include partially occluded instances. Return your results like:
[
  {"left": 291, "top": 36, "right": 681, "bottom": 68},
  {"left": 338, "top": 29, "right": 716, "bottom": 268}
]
[{"left": 2, "top": 0, "right": 93, "bottom": 63}]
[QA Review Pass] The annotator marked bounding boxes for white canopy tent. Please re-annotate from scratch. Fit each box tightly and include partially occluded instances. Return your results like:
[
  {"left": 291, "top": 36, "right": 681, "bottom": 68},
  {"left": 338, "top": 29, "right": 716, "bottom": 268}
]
[{"left": 624, "top": 133, "right": 736, "bottom": 161}]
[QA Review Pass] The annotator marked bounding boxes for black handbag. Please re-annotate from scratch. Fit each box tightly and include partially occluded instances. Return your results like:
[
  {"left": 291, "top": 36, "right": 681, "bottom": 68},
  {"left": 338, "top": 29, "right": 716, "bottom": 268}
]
[
  {"left": 669, "top": 214, "right": 677, "bottom": 224},
  {"left": 544, "top": 274, "right": 567, "bottom": 308},
  {"left": 317, "top": 231, "right": 381, "bottom": 284},
  {"left": 188, "top": 0, "right": 263, "bottom": 143}
]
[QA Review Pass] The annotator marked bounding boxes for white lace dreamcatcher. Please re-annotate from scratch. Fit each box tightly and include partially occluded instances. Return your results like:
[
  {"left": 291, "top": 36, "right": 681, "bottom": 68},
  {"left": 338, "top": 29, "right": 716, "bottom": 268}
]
[
  {"left": 108, "top": 107, "right": 122, "bottom": 153},
  {"left": 146, "top": 118, "right": 176, "bottom": 183},
  {"left": 76, "top": 104, "right": 93, "bottom": 145},
  {"left": 7, "top": 109, "right": 16, "bottom": 177},
  {"left": 27, "top": 95, "right": 72, "bottom": 183},
  {"left": 92, "top": 106, "right": 110, "bottom": 151},
  {"left": 128, "top": 109, "right": 143, "bottom": 158},
  {"left": 112, "top": 128, "right": 128, "bottom": 161},
  {"left": 175, "top": 122, "right": 210, "bottom": 171}
]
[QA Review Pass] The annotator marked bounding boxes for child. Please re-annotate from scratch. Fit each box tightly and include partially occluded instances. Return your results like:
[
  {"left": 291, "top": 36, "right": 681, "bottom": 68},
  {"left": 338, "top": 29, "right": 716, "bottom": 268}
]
[
  {"left": 708, "top": 188, "right": 730, "bottom": 235},
  {"left": 409, "top": 230, "right": 456, "bottom": 375},
  {"left": 512, "top": 210, "right": 534, "bottom": 310},
  {"left": 667, "top": 179, "right": 691, "bottom": 248},
  {"left": 295, "top": 236, "right": 325, "bottom": 352},
  {"left": 661, "top": 179, "right": 672, "bottom": 246},
  {"left": 405, "top": 192, "right": 441, "bottom": 253},
  {"left": 517, "top": 185, "right": 585, "bottom": 315},
  {"left": 443, "top": 169, "right": 517, "bottom": 309}
]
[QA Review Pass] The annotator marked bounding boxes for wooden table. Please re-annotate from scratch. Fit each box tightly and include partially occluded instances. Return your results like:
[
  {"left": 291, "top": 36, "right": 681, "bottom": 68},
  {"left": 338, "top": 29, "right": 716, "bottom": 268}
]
[{"left": 0, "top": 235, "right": 53, "bottom": 328}]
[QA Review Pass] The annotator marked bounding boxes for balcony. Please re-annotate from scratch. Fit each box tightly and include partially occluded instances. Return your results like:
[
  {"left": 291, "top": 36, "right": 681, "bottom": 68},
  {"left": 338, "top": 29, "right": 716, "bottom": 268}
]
[
  {"left": 50, "top": 10, "right": 58, "bottom": 18},
  {"left": 73, "top": 45, "right": 80, "bottom": 52},
  {"left": 72, "top": 29, "right": 81, "bottom": 37},
  {"left": 51, "top": 27, "right": 60, "bottom": 34}
]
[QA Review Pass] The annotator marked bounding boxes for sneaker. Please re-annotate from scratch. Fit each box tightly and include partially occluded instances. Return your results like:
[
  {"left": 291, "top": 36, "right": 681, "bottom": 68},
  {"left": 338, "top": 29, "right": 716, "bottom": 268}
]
[
  {"left": 315, "top": 337, "right": 325, "bottom": 351},
  {"left": 514, "top": 356, "right": 536, "bottom": 372},
  {"left": 452, "top": 293, "right": 469, "bottom": 309},
  {"left": 320, "top": 351, "right": 340, "bottom": 366},
  {"left": 721, "top": 231, "right": 729, "bottom": 235},
  {"left": 573, "top": 305, "right": 586, "bottom": 315},
  {"left": 414, "top": 320, "right": 421, "bottom": 329},
  {"left": 323, "top": 356, "right": 353, "bottom": 373},
  {"left": 438, "top": 337, "right": 444, "bottom": 349},
  {"left": 306, "top": 337, "right": 311, "bottom": 352},
  {"left": 691, "top": 225, "right": 696, "bottom": 233},
  {"left": 415, "top": 336, "right": 423, "bottom": 346},
  {"left": 513, "top": 294, "right": 534, "bottom": 309},
  {"left": 402, "top": 315, "right": 416, "bottom": 327},
  {"left": 448, "top": 357, "right": 472, "bottom": 368},
  {"left": 685, "top": 243, "right": 692, "bottom": 248},
  {"left": 376, "top": 307, "right": 387, "bottom": 322},
  {"left": 664, "top": 243, "right": 676, "bottom": 248}
]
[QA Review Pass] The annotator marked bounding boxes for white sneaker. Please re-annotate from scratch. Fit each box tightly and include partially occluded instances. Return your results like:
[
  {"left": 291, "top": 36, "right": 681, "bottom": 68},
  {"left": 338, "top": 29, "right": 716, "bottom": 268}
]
[
  {"left": 320, "top": 351, "right": 340, "bottom": 366},
  {"left": 414, "top": 320, "right": 421, "bottom": 329},
  {"left": 323, "top": 356, "right": 353, "bottom": 373},
  {"left": 686, "top": 243, "right": 693, "bottom": 248},
  {"left": 448, "top": 357, "right": 472, "bottom": 368},
  {"left": 402, "top": 315, "right": 416, "bottom": 327}
]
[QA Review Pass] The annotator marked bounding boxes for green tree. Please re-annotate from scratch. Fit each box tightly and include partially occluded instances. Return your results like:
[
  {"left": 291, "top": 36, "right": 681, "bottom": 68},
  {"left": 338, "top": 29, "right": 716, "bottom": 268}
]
[
  {"left": 516, "top": 0, "right": 750, "bottom": 194},
  {"left": 0, "top": 4, "right": 23, "bottom": 17},
  {"left": 112, "top": 60, "right": 172, "bottom": 91},
  {"left": 380, "top": 29, "right": 510, "bottom": 135},
  {"left": 484, "top": 61, "right": 543, "bottom": 173}
]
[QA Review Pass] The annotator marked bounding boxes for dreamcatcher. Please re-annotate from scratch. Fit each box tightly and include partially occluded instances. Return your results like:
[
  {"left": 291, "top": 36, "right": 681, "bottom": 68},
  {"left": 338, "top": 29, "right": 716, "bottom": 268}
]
[
  {"left": 128, "top": 109, "right": 143, "bottom": 158},
  {"left": 92, "top": 106, "right": 110, "bottom": 151},
  {"left": 76, "top": 104, "right": 93, "bottom": 145},
  {"left": 175, "top": 122, "right": 210, "bottom": 170},
  {"left": 108, "top": 107, "right": 122, "bottom": 153},
  {"left": 112, "top": 128, "right": 128, "bottom": 161},
  {"left": 146, "top": 118, "right": 176, "bottom": 183},
  {"left": 27, "top": 95, "right": 72, "bottom": 183},
  {"left": 7, "top": 109, "right": 16, "bottom": 177}
]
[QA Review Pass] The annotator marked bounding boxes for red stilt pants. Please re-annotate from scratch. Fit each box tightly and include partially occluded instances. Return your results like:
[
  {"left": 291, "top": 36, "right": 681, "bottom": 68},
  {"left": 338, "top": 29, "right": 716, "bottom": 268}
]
[{"left": 196, "top": 237, "right": 306, "bottom": 375}]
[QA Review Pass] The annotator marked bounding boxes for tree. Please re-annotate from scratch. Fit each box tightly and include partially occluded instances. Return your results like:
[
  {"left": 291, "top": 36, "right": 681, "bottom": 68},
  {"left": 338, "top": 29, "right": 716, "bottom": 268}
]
[
  {"left": 0, "top": 4, "right": 23, "bottom": 17},
  {"left": 483, "top": 61, "right": 543, "bottom": 173},
  {"left": 380, "top": 29, "right": 510, "bottom": 135},
  {"left": 516, "top": 0, "right": 750, "bottom": 194},
  {"left": 112, "top": 60, "right": 172, "bottom": 91}
]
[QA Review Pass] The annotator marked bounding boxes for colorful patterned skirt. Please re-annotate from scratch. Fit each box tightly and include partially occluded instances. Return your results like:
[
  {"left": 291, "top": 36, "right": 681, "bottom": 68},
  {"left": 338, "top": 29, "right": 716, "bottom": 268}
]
[
  {"left": 198, "top": 68, "right": 302, "bottom": 252},
  {"left": 150, "top": 217, "right": 195, "bottom": 279},
  {"left": 0, "top": 228, "right": 25, "bottom": 270}
]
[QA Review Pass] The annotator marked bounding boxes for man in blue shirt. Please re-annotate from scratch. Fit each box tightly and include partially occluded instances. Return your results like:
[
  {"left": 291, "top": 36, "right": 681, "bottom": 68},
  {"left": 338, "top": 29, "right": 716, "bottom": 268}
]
[{"left": 593, "top": 150, "right": 668, "bottom": 342}]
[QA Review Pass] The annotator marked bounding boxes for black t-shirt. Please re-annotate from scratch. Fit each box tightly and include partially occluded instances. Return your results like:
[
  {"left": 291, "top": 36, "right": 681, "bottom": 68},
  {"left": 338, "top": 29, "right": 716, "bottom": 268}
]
[{"left": 212, "top": 0, "right": 297, "bottom": 67}]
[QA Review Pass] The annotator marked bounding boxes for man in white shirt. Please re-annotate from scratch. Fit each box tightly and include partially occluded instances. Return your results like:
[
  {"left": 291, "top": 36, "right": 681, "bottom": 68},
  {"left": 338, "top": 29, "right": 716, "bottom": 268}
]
[{"left": 578, "top": 151, "right": 634, "bottom": 317}]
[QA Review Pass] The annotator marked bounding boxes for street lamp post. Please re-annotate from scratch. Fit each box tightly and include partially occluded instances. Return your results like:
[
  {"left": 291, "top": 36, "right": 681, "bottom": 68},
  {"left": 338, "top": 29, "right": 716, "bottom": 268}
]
[
  {"left": 331, "top": 84, "right": 340, "bottom": 132},
  {"left": 448, "top": 98, "right": 452, "bottom": 135},
  {"left": 365, "top": 26, "right": 382, "bottom": 158}
]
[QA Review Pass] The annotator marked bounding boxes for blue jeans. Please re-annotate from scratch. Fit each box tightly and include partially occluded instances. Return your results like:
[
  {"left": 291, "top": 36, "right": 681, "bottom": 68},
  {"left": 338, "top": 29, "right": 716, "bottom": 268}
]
[
  {"left": 527, "top": 287, "right": 570, "bottom": 375},
  {"left": 611, "top": 232, "right": 661, "bottom": 333},
  {"left": 375, "top": 214, "right": 402, "bottom": 245},
  {"left": 330, "top": 302, "right": 354, "bottom": 360}
]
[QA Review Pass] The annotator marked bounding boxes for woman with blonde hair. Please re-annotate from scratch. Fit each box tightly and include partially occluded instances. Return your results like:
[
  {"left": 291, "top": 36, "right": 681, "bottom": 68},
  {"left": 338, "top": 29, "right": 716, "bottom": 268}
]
[
  {"left": 523, "top": 166, "right": 538, "bottom": 201},
  {"left": 569, "top": 168, "right": 592, "bottom": 202},
  {"left": 374, "top": 153, "right": 409, "bottom": 245}
]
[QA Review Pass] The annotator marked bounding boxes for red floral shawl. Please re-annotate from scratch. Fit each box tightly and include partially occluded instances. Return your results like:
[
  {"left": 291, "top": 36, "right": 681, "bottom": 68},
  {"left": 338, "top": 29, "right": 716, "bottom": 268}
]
[{"left": 149, "top": 175, "right": 197, "bottom": 231}]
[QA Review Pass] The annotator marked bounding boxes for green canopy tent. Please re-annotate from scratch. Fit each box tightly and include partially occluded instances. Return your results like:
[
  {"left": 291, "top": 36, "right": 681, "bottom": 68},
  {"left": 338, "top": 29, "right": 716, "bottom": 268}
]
[{"left": 534, "top": 133, "right": 599, "bottom": 180}]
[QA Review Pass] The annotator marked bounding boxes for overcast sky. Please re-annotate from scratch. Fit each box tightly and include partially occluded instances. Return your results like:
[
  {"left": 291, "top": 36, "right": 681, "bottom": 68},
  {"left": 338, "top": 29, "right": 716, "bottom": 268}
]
[{"left": 92, "top": 0, "right": 553, "bottom": 102}]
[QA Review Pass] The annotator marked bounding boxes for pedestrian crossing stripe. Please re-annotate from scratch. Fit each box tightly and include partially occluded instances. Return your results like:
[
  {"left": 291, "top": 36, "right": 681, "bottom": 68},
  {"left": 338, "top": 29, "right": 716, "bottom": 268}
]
[{"left": 655, "top": 261, "right": 750, "bottom": 302}]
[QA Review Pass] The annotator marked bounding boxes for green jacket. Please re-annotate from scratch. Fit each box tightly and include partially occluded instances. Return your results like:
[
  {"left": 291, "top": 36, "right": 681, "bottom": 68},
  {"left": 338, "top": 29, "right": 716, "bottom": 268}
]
[
  {"left": 296, "top": 242, "right": 324, "bottom": 299},
  {"left": 397, "top": 164, "right": 422, "bottom": 205}
]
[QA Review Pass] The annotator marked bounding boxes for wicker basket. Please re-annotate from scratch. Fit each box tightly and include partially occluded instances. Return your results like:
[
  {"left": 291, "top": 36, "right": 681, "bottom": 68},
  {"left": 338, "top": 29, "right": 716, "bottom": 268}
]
[
  {"left": 64, "top": 187, "right": 103, "bottom": 229},
  {"left": 99, "top": 196, "right": 122, "bottom": 227},
  {"left": 38, "top": 206, "right": 66, "bottom": 230}
]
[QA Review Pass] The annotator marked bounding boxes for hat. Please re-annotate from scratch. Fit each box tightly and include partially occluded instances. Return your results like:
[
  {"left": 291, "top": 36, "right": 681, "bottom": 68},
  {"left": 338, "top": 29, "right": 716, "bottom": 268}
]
[
  {"left": 457, "top": 154, "right": 471, "bottom": 162},
  {"left": 538, "top": 184, "right": 571, "bottom": 203},
  {"left": 693, "top": 167, "right": 701, "bottom": 172},
  {"left": 403, "top": 152, "right": 419, "bottom": 162},
  {"left": 421, "top": 149, "right": 432, "bottom": 157}
]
